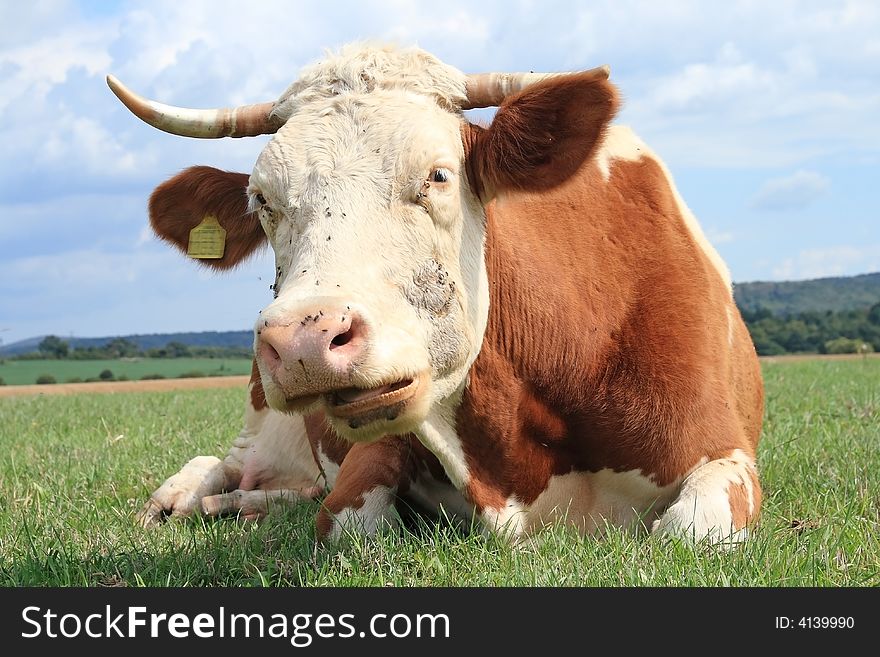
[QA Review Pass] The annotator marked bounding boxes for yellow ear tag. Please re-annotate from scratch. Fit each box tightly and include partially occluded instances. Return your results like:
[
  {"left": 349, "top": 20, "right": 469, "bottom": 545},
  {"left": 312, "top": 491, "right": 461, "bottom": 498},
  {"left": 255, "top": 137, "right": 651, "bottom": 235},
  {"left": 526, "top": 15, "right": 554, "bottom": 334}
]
[{"left": 187, "top": 215, "right": 226, "bottom": 259}]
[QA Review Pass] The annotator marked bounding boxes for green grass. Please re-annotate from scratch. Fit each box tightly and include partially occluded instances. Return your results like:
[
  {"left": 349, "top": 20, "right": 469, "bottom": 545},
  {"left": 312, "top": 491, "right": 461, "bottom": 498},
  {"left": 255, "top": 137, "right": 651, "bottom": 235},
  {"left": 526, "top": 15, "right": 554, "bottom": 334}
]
[
  {"left": 0, "top": 359, "right": 877, "bottom": 586},
  {"left": 0, "top": 357, "right": 253, "bottom": 385}
]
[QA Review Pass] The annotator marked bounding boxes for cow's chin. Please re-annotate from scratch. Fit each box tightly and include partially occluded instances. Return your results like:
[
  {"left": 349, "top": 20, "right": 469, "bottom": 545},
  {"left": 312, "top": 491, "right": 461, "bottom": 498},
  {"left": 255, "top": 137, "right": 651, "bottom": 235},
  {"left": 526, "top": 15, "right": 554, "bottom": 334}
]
[{"left": 265, "top": 375, "right": 431, "bottom": 443}]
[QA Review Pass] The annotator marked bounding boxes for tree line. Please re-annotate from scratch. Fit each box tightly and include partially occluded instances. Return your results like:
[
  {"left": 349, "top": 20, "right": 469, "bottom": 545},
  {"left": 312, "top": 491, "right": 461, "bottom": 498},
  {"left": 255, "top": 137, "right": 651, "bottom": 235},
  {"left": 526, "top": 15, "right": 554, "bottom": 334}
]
[
  {"left": 16, "top": 336, "right": 253, "bottom": 360},
  {"left": 742, "top": 302, "right": 880, "bottom": 356}
]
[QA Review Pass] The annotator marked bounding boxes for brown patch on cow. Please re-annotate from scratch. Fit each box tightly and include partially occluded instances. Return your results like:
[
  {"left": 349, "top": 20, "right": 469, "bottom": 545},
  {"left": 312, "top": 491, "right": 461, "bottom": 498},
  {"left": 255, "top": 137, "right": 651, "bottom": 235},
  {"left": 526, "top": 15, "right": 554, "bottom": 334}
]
[
  {"left": 748, "top": 466, "right": 762, "bottom": 521},
  {"left": 323, "top": 439, "right": 410, "bottom": 511},
  {"left": 149, "top": 166, "right": 266, "bottom": 270},
  {"left": 728, "top": 464, "right": 762, "bottom": 530},
  {"left": 728, "top": 480, "right": 751, "bottom": 530},
  {"left": 303, "top": 411, "right": 351, "bottom": 468},
  {"left": 248, "top": 359, "right": 267, "bottom": 411},
  {"left": 467, "top": 477, "right": 509, "bottom": 513},
  {"left": 315, "top": 507, "right": 334, "bottom": 540},
  {"left": 315, "top": 437, "right": 411, "bottom": 540},
  {"left": 302, "top": 411, "right": 448, "bottom": 490},
  {"left": 302, "top": 410, "right": 450, "bottom": 539},
  {"left": 465, "top": 71, "right": 619, "bottom": 201},
  {"left": 456, "top": 106, "right": 763, "bottom": 513}
]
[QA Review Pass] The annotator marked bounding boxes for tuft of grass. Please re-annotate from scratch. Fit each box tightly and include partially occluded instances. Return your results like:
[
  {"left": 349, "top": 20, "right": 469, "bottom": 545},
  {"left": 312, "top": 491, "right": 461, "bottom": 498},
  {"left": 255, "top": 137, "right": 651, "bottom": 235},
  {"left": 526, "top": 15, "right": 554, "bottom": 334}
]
[{"left": 0, "top": 359, "right": 877, "bottom": 586}]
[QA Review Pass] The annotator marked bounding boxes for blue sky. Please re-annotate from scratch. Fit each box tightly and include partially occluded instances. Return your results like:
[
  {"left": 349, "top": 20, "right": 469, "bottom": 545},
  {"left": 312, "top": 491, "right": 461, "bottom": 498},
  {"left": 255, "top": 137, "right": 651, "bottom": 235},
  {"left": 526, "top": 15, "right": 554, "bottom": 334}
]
[{"left": 1, "top": 0, "right": 878, "bottom": 346}]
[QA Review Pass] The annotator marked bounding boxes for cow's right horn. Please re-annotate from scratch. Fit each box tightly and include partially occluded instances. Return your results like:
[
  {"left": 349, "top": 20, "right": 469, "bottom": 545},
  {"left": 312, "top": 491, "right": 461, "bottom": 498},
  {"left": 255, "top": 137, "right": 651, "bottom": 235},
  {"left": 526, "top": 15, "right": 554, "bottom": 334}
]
[
  {"left": 462, "top": 65, "right": 611, "bottom": 109},
  {"left": 106, "top": 75, "right": 283, "bottom": 139}
]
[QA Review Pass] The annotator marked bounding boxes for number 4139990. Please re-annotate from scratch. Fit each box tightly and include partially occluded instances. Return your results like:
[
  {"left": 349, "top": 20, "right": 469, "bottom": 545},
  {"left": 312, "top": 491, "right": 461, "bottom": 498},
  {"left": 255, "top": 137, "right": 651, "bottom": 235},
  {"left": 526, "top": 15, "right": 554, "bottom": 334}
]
[{"left": 775, "top": 617, "right": 854, "bottom": 629}]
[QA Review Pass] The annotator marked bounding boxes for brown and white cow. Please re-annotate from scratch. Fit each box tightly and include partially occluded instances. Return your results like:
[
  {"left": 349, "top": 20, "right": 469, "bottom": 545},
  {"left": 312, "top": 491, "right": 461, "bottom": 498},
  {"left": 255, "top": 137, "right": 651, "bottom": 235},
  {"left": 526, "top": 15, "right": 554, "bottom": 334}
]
[{"left": 111, "top": 43, "right": 763, "bottom": 545}]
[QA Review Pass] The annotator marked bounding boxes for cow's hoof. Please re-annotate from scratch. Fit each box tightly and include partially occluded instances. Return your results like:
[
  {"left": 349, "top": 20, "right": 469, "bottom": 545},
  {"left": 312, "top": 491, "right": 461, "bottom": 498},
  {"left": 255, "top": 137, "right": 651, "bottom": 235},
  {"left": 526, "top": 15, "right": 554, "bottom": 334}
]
[
  {"left": 137, "top": 456, "right": 227, "bottom": 528},
  {"left": 136, "top": 497, "right": 169, "bottom": 528}
]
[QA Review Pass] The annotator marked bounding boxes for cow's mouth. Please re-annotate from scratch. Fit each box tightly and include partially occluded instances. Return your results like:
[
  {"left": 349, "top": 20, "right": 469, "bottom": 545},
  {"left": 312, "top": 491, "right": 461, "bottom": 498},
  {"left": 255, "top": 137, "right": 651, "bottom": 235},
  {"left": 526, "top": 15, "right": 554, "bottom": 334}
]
[{"left": 325, "top": 377, "right": 419, "bottom": 428}]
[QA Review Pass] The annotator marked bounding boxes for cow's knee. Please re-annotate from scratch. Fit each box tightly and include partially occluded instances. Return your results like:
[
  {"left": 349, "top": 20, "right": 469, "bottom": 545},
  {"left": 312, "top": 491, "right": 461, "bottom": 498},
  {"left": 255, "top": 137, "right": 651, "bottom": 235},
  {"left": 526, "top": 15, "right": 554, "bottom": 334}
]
[
  {"left": 316, "top": 486, "right": 399, "bottom": 543},
  {"left": 652, "top": 450, "right": 761, "bottom": 545}
]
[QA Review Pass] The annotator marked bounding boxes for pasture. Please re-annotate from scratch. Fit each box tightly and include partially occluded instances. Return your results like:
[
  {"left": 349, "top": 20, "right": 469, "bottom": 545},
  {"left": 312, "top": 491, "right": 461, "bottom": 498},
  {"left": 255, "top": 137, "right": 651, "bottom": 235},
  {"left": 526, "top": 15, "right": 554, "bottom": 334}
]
[
  {"left": 0, "top": 357, "right": 253, "bottom": 386},
  {"left": 0, "top": 358, "right": 877, "bottom": 586}
]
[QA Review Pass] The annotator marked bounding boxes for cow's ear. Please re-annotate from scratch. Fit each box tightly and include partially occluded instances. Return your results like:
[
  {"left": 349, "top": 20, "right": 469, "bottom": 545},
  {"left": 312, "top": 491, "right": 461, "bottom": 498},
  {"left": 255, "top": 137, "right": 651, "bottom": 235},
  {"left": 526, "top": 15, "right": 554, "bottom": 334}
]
[
  {"left": 465, "top": 72, "right": 619, "bottom": 201},
  {"left": 149, "top": 166, "right": 266, "bottom": 270}
]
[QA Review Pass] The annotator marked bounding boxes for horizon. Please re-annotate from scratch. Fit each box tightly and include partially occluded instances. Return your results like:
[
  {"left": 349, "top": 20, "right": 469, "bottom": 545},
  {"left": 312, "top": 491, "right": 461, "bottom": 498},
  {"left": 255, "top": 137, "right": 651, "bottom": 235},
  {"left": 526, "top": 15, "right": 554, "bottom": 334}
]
[
  {"left": 1, "top": 1, "right": 878, "bottom": 345},
  {"left": 5, "top": 269, "right": 878, "bottom": 349}
]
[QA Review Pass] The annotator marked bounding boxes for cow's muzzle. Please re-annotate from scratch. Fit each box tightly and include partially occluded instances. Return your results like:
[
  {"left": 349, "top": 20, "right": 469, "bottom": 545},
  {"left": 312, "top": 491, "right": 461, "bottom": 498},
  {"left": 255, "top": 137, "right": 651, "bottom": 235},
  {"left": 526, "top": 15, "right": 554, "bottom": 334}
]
[{"left": 255, "top": 299, "right": 425, "bottom": 434}]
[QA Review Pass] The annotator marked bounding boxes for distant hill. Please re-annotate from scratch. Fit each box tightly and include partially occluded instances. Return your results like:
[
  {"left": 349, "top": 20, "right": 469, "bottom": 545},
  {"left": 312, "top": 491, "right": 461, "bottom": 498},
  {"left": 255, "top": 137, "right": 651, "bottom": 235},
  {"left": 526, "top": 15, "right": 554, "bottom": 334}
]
[
  {"left": 734, "top": 272, "right": 880, "bottom": 316},
  {"left": 0, "top": 330, "right": 252, "bottom": 357}
]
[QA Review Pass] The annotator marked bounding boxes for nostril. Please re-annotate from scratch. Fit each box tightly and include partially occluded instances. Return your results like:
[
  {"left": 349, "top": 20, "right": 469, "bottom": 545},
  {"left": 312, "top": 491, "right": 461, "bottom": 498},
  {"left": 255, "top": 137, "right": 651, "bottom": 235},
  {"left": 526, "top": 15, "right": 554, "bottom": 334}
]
[
  {"left": 260, "top": 338, "right": 282, "bottom": 364},
  {"left": 329, "top": 314, "right": 363, "bottom": 351},
  {"left": 330, "top": 329, "right": 353, "bottom": 349}
]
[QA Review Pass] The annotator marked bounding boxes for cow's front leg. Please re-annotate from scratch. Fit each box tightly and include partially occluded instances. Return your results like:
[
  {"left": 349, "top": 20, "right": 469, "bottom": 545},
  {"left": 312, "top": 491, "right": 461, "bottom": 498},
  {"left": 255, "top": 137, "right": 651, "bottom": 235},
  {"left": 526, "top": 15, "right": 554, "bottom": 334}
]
[
  {"left": 652, "top": 449, "right": 762, "bottom": 545},
  {"left": 139, "top": 414, "right": 323, "bottom": 526},
  {"left": 139, "top": 372, "right": 322, "bottom": 526},
  {"left": 138, "top": 455, "right": 240, "bottom": 527},
  {"left": 201, "top": 486, "right": 323, "bottom": 521},
  {"left": 316, "top": 438, "right": 412, "bottom": 542}
]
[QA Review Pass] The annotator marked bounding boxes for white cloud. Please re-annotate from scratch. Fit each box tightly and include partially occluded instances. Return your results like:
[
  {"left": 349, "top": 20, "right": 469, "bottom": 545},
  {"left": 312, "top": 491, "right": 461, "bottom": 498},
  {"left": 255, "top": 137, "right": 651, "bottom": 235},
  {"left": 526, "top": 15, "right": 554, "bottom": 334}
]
[
  {"left": 771, "top": 245, "right": 880, "bottom": 280},
  {"left": 707, "top": 229, "right": 734, "bottom": 245},
  {"left": 750, "top": 170, "right": 831, "bottom": 211},
  {"left": 0, "top": 20, "right": 114, "bottom": 115},
  {"left": 0, "top": 193, "right": 146, "bottom": 249},
  {"left": 645, "top": 53, "right": 776, "bottom": 115},
  {"left": 604, "top": 1, "right": 880, "bottom": 168},
  {"left": 39, "top": 114, "right": 153, "bottom": 174}
]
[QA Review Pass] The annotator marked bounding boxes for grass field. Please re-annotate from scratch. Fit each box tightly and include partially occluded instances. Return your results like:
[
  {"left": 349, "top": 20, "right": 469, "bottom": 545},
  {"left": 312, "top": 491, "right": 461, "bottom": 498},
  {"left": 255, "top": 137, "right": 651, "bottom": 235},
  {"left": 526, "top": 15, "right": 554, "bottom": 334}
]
[
  {"left": 0, "top": 357, "right": 253, "bottom": 385},
  {"left": 0, "top": 358, "right": 877, "bottom": 586}
]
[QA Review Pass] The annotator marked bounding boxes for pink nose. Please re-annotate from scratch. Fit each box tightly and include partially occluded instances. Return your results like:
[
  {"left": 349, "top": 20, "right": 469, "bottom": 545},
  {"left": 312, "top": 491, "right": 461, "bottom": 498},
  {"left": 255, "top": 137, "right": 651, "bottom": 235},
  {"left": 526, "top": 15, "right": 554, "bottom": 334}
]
[{"left": 257, "top": 303, "right": 368, "bottom": 398}]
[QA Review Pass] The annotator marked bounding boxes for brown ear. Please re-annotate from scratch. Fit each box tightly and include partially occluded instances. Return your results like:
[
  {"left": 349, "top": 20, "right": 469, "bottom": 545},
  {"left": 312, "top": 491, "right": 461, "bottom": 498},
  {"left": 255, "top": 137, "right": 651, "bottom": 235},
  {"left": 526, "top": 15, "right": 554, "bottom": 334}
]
[
  {"left": 149, "top": 166, "right": 266, "bottom": 270},
  {"left": 465, "top": 72, "right": 620, "bottom": 200}
]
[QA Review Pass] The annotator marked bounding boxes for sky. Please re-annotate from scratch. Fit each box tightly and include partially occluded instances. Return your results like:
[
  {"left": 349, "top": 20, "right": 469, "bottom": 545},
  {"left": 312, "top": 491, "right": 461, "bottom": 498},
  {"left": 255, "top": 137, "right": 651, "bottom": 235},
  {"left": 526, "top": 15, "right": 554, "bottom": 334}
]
[{"left": 1, "top": 0, "right": 878, "bottom": 347}]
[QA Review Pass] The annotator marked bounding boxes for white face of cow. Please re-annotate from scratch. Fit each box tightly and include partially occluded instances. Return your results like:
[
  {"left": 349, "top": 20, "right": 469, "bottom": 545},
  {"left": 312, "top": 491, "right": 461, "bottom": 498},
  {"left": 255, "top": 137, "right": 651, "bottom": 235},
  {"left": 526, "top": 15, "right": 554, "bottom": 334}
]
[
  {"left": 247, "top": 60, "right": 489, "bottom": 441},
  {"left": 128, "top": 43, "right": 616, "bottom": 443}
]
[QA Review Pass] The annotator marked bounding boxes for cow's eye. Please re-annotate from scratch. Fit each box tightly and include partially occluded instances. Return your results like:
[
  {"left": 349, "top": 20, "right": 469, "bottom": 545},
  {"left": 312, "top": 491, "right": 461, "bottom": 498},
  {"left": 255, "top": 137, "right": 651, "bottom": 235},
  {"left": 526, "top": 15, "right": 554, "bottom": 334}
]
[
  {"left": 256, "top": 193, "right": 267, "bottom": 205},
  {"left": 431, "top": 168, "right": 450, "bottom": 184}
]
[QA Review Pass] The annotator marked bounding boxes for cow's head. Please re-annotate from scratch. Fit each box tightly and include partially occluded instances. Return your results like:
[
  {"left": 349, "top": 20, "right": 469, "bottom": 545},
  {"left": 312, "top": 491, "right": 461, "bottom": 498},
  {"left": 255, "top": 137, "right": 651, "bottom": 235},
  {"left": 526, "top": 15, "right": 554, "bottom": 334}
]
[{"left": 110, "top": 44, "right": 618, "bottom": 441}]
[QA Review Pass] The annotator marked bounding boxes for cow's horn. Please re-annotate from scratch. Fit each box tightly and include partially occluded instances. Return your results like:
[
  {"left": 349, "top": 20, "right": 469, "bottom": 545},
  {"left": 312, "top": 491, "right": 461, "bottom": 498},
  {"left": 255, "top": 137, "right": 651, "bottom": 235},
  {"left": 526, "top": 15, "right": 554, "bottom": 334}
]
[
  {"left": 106, "top": 75, "right": 283, "bottom": 138},
  {"left": 462, "top": 65, "right": 611, "bottom": 109}
]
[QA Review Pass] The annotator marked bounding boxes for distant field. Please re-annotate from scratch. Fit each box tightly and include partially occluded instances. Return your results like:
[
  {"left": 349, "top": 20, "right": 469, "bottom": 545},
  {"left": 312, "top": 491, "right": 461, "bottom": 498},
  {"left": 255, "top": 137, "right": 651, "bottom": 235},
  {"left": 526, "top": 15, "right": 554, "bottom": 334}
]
[
  {"left": 0, "top": 358, "right": 877, "bottom": 586},
  {"left": 0, "top": 357, "right": 253, "bottom": 386}
]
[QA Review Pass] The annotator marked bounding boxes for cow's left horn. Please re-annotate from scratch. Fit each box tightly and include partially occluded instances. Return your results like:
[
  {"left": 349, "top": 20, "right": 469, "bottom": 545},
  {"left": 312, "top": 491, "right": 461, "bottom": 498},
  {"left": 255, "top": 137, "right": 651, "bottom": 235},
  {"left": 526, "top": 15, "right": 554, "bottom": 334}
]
[
  {"left": 106, "top": 75, "right": 283, "bottom": 138},
  {"left": 462, "top": 65, "right": 611, "bottom": 109}
]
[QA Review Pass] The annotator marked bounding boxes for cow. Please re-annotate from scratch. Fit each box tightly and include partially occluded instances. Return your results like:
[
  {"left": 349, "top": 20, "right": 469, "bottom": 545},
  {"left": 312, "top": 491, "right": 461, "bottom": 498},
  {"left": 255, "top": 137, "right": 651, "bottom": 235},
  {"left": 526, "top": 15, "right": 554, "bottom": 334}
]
[{"left": 109, "top": 43, "right": 763, "bottom": 545}]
